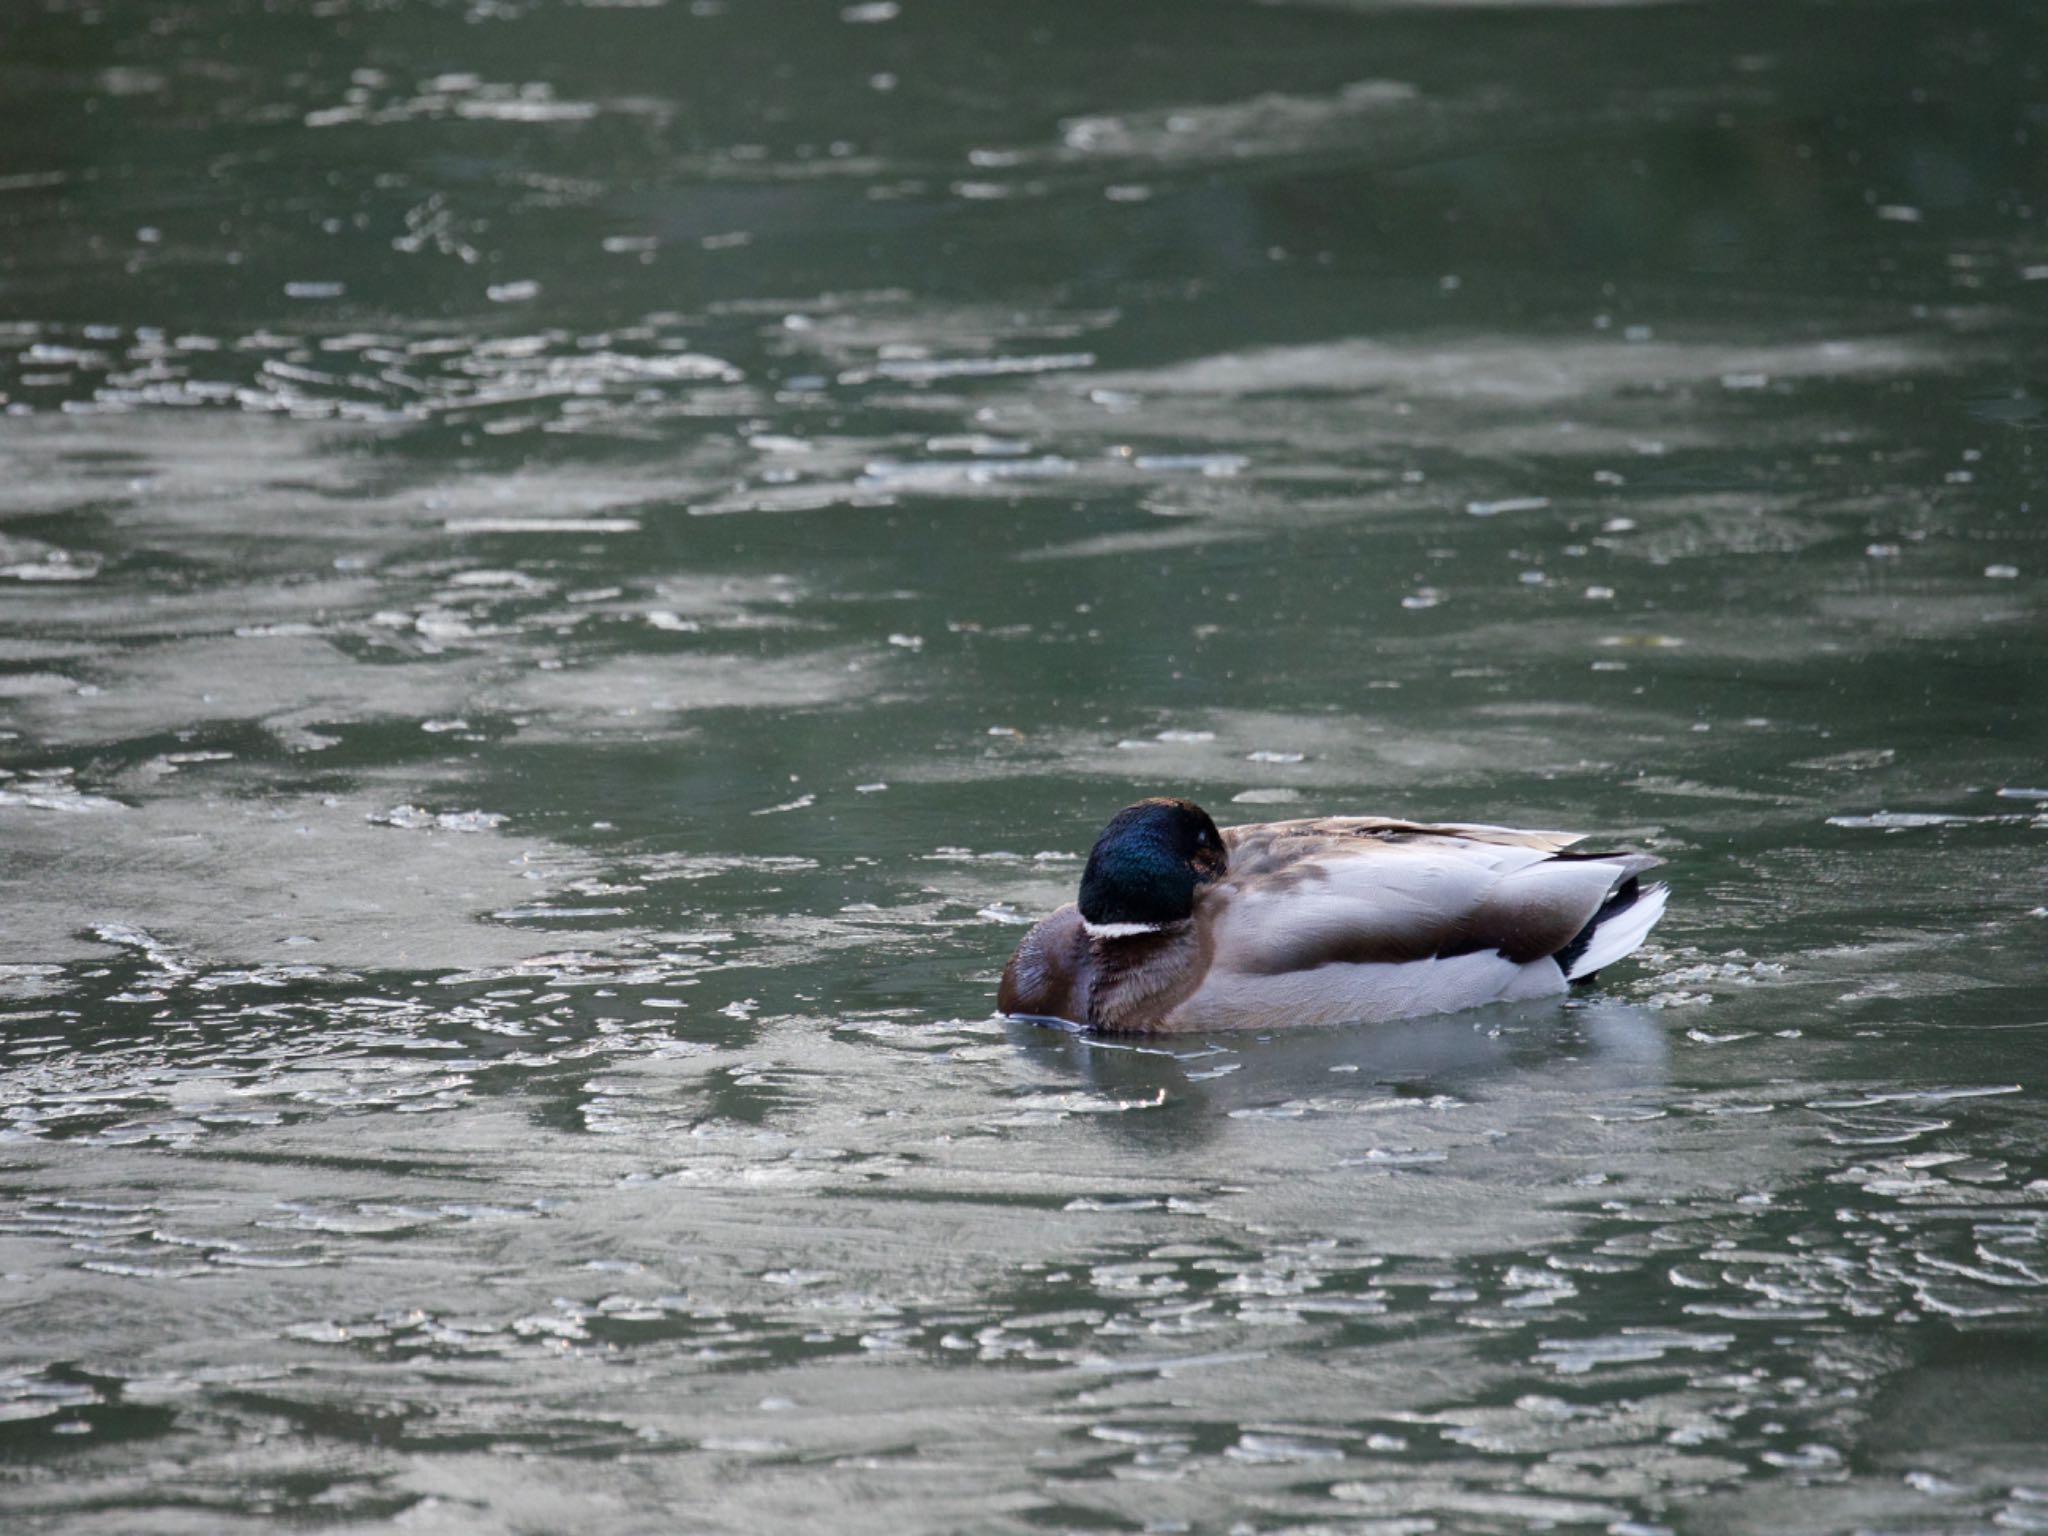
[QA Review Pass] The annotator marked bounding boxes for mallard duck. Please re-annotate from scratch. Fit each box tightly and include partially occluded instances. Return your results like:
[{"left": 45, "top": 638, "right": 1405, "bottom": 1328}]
[{"left": 998, "top": 798, "right": 1668, "bottom": 1034}]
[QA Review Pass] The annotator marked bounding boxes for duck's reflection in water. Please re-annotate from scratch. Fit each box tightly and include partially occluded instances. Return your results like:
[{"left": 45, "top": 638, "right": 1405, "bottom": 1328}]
[{"left": 1001, "top": 996, "right": 1669, "bottom": 1156}]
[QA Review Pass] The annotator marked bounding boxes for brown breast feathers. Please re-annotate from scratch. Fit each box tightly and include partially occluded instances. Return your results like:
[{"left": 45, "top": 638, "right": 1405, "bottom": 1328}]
[
  {"left": 997, "top": 905, "right": 1089, "bottom": 1024},
  {"left": 999, "top": 905, "right": 1215, "bottom": 1032}
]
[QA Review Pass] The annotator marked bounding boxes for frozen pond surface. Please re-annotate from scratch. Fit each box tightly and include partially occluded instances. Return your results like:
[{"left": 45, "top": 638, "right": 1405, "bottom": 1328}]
[{"left": 2, "top": 0, "right": 2046, "bottom": 1530}]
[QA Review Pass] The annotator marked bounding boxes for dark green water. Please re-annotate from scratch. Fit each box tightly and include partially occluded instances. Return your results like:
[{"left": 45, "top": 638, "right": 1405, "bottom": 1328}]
[{"left": 3, "top": 0, "right": 2046, "bottom": 1530}]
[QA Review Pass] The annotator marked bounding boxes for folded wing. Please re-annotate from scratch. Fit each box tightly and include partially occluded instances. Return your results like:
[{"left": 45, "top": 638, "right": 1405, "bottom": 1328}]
[{"left": 1214, "top": 820, "right": 1661, "bottom": 976}]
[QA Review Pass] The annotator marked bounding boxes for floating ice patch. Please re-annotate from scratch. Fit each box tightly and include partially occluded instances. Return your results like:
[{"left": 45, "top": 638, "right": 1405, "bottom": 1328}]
[
  {"left": 1132, "top": 452, "right": 1247, "bottom": 476},
  {"left": 1226, "top": 1432, "right": 1346, "bottom": 1464},
  {"left": 1340, "top": 1147, "right": 1448, "bottom": 1167},
  {"left": 369, "top": 806, "right": 508, "bottom": 832},
  {"left": 1807, "top": 1084, "right": 2019, "bottom": 1109},
  {"left": 1003, "top": 1088, "right": 1166, "bottom": 1117},
  {"left": 0, "top": 536, "right": 100, "bottom": 582},
  {"left": 444, "top": 517, "right": 641, "bottom": 534},
  {"left": 924, "top": 433, "right": 1030, "bottom": 456},
  {"left": 860, "top": 455, "right": 1076, "bottom": 487},
  {"left": 1056, "top": 80, "right": 1418, "bottom": 165},
  {"left": 492, "top": 905, "right": 628, "bottom": 920},
  {"left": 1536, "top": 1329, "right": 1734, "bottom": 1374},
  {"left": 852, "top": 352, "right": 1094, "bottom": 383},
  {"left": 0, "top": 781, "right": 124, "bottom": 813},
  {"left": 1826, "top": 811, "right": 2028, "bottom": 829}
]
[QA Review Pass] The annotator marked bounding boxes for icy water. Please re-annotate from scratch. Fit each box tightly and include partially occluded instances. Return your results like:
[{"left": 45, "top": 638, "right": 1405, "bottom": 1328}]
[{"left": 2, "top": 0, "right": 2046, "bottom": 1531}]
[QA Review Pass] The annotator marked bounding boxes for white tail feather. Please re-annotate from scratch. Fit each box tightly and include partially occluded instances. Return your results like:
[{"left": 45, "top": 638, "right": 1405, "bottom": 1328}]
[{"left": 1564, "top": 882, "right": 1669, "bottom": 981}]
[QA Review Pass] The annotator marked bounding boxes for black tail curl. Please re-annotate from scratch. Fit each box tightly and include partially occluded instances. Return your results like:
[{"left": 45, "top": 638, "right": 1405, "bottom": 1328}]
[{"left": 1554, "top": 875, "right": 1642, "bottom": 984}]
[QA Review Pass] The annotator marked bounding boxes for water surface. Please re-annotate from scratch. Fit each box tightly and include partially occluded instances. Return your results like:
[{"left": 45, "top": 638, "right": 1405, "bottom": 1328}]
[{"left": 3, "top": 1, "right": 2046, "bottom": 1531}]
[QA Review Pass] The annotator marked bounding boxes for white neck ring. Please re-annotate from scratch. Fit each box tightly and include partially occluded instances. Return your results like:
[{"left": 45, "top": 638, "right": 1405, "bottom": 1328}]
[{"left": 1081, "top": 918, "right": 1178, "bottom": 940}]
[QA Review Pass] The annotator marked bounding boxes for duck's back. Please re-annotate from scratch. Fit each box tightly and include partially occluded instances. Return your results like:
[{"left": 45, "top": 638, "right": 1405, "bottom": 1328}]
[{"left": 1159, "top": 818, "right": 1664, "bottom": 1031}]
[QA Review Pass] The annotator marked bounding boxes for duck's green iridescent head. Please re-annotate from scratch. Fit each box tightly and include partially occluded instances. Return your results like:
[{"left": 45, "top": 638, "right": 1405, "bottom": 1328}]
[{"left": 1078, "top": 798, "right": 1227, "bottom": 930}]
